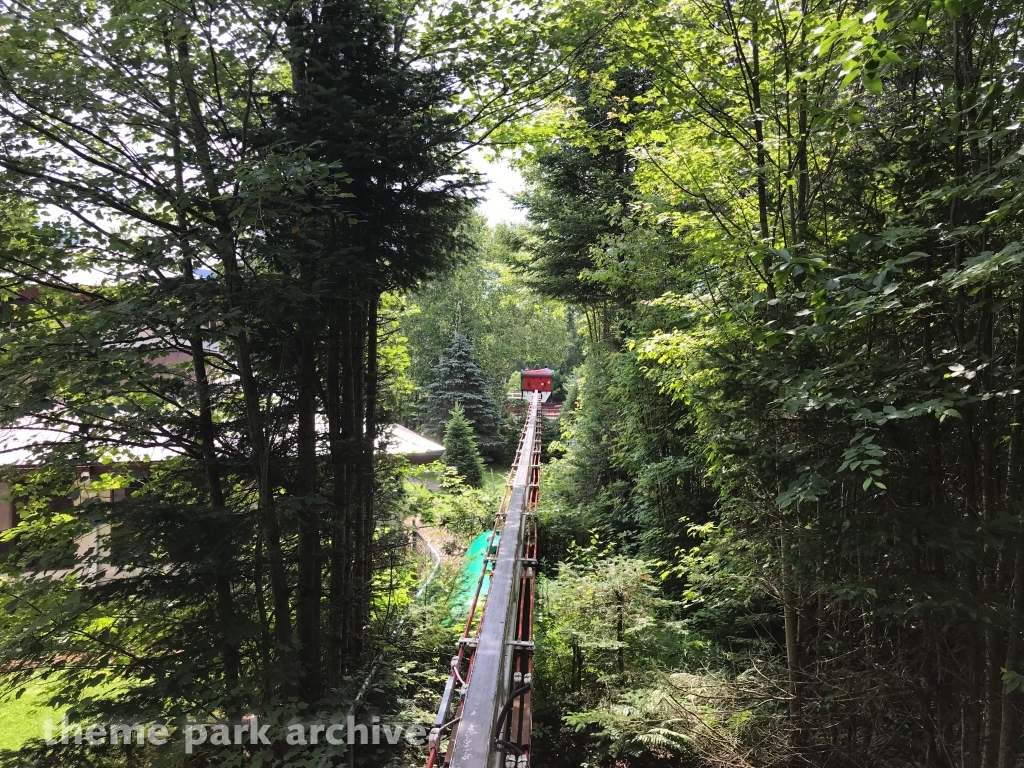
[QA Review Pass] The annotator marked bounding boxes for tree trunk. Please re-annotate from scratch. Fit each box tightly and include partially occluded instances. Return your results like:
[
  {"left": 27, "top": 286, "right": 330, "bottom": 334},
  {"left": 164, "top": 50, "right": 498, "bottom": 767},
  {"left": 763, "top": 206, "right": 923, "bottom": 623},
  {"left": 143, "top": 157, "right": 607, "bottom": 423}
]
[
  {"left": 326, "top": 310, "right": 349, "bottom": 687},
  {"left": 190, "top": 336, "right": 241, "bottom": 693},
  {"left": 295, "top": 321, "right": 322, "bottom": 703},
  {"left": 349, "top": 293, "right": 379, "bottom": 664},
  {"left": 998, "top": 291, "right": 1024, "bottom": 768},
  {"left": 781, "top": 533, "right": 804, "bottom": 753},
  {"left": 164, "top": 26, "right": 240, "bottom": 694},
  {"left": 173, "top": 13, "right": 293, "bottom": 660}
]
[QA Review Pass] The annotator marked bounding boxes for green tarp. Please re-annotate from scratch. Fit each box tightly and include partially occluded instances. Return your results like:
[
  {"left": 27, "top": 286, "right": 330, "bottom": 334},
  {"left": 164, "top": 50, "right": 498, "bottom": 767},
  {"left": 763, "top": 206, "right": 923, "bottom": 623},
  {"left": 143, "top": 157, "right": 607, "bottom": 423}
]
[{"left": 449, "top": 530, "right": 499, "bottom": 622}]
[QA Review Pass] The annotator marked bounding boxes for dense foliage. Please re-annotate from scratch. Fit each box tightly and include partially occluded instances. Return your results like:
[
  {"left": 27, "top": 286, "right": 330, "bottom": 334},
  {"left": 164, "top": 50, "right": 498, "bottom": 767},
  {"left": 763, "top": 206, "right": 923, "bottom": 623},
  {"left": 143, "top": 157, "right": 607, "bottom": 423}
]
[
  {"left": 512, "top": 0, "right": 1024, "bottom": 767},
  {"left": 0, "top": 0, "right": 472, "bottom": 764},
  {"left": 401, "top": 223, "right": 574, "bottom": 402},
  {"left": 3, "top": 0, "right": 1024, "bottom": 767}
]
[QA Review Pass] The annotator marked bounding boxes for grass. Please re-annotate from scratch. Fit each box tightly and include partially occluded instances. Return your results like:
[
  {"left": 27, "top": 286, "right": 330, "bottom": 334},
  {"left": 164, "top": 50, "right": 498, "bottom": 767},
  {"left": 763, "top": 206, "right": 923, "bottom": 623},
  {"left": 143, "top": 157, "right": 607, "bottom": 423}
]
[
  {"left": 416, "top": 469, "right": 441, "bottom": 487},
  {"left": 482, "top": 464, "right": 512, "bottom": 497},
  {"left": 0, "top": 674, "right": 129, "bottom": 752},
  {"left": 409, "top": 465, "right": 509, "bottom": 496},
  {"left": 0, "top": 679, "right": 63, "bottom": 751}
]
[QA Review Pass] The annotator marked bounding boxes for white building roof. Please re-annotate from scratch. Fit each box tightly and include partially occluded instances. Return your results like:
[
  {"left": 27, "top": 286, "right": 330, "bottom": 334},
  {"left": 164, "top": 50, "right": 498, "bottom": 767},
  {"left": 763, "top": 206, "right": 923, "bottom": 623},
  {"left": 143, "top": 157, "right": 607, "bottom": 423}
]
[
  {"left": 1, "top": 420, "right": 444, "bottom": 466},
  {"left": 384, "top": 424, "right": 444, "bottom": 457}
]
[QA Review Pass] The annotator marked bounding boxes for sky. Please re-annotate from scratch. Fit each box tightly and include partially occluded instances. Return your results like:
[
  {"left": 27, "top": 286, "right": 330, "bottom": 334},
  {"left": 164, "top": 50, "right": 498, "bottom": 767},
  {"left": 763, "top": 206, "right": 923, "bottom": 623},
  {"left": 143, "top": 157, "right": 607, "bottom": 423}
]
[{"left": 472, "top": 152, "right": 526, "bottom": 225}]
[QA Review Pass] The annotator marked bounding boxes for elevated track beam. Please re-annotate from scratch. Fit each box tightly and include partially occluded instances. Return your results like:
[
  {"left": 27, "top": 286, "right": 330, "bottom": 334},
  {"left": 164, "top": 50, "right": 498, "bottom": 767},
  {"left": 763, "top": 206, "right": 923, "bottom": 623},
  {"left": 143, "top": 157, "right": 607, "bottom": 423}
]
[{"left": 427, "top": 391, "right": 542, "bottom": 768}]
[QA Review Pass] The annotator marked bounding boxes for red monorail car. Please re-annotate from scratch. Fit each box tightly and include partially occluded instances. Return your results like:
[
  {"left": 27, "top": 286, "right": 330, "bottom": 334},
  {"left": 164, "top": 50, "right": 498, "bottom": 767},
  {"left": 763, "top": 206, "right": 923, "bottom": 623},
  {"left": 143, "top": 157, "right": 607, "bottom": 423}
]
[{"left": 521, "top": 367, "right": 554, "bottom": 402}]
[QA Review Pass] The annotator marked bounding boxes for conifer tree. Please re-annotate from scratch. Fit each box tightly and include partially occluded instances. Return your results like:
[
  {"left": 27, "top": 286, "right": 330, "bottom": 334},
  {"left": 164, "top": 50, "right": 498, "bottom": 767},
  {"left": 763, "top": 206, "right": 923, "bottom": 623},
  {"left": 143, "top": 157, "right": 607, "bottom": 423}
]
[
  {"left": 422, "top": 333, "right": 503, "bottom": 458},
  {"left": 442, "top": 403, "right": 485, "bottom": 487}
]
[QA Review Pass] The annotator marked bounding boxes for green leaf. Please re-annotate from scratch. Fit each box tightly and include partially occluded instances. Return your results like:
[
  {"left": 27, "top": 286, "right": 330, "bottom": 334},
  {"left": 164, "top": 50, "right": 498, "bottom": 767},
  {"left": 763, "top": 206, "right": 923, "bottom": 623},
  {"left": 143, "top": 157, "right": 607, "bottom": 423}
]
[{"left": 863, "top": 72, "right": 883, "bottom": 95}]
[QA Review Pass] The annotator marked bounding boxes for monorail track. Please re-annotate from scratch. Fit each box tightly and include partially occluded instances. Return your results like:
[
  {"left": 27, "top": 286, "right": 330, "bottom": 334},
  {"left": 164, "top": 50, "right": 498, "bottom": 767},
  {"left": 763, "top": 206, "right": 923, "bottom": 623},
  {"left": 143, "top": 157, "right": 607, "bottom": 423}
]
[{"left": 426, "top": 390, "right": 542, "bottom": 768}]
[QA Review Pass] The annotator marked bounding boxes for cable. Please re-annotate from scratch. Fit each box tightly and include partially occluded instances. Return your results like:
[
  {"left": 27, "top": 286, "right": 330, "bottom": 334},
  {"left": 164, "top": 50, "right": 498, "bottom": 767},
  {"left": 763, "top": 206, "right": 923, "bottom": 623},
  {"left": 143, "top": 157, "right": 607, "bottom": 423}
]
[
  {"left": 493, "top": 682, "right": 532, "bottom": 755},
  {"left": 495, "top": 739, "right": 524, "bottom": 757},
  {"left": 452, "top": 655, "right": 466, "bottom": 686}
]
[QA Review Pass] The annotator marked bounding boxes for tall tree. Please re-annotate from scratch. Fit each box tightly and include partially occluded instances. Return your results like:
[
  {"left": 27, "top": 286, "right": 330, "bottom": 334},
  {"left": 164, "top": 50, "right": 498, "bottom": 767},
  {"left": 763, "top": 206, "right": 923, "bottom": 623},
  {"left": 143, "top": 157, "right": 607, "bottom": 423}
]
[
  {"left": 0, "top": 0, "right": 472, "bottom": 759},
  {"left": 513, "top": 65, "right": 645, "bottom": 343},
  {"left": 421, "top": 332, "right": 503, "bottom": 459},
  {"left": 280, "top": 0, "right": 474, "bottom": 696}
]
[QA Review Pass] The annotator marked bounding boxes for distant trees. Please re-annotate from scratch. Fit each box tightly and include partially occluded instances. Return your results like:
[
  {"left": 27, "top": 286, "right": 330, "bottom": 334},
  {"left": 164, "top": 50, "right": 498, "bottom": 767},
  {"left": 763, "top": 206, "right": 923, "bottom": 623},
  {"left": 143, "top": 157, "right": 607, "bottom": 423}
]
[
  {"left": 402, "top": 223, "right": 574, "bottom": 400},
  {"left": 421, "top": 333, "right": 503, "bottom": 459},
  {"left": 442, "top": 404, "right": 485, "bottom": 487}
]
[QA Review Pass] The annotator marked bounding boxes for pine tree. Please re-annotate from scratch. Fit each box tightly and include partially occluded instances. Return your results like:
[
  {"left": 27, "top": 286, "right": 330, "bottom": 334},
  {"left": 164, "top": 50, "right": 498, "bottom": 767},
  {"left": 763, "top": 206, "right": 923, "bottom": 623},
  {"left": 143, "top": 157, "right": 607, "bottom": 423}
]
[
  {"left": 442, "top": 403, "right": 485, "bottom": 487},
  {"left": 422, "top": 333, "right": 503, "bottom": 458}
]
